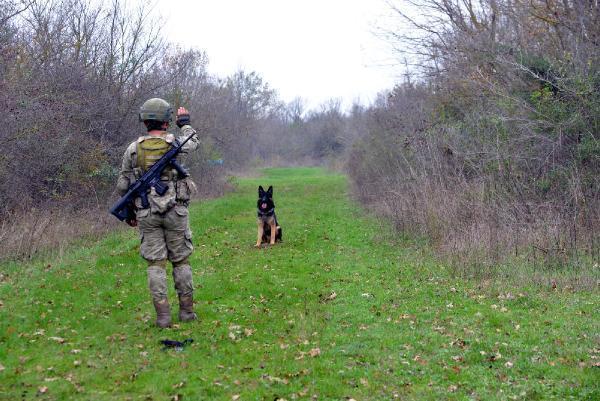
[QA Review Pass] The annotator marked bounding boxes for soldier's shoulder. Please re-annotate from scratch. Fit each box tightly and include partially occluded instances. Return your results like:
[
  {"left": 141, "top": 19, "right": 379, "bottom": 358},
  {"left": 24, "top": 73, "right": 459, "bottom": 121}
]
[
  {"left": 180, "top": 125, "right": 196, "bottom": 135},
  {"left": 124, "top": 141, "right": 138, "bottom": 155}
]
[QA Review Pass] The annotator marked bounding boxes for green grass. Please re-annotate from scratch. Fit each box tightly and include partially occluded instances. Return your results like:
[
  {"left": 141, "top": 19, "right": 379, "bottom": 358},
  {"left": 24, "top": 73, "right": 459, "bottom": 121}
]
[{"left": 0, "top": 167, "right": 598, "bottom": 400}]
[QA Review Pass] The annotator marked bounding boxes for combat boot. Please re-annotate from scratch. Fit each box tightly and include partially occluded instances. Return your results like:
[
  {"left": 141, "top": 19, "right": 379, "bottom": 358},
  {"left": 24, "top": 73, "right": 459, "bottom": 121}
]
[
  {"left": 178, "top": 295, "right": 197, "bottom": 322},
  {"left": 153, "top": 298, "right": 172, "bottom": 328}
]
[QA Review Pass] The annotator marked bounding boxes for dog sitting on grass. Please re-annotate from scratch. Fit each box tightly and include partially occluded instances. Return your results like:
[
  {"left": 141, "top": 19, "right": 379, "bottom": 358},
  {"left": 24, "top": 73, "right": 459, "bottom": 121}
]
[{"left": 255, "top": 185, "right": 282, "bottom": 247}]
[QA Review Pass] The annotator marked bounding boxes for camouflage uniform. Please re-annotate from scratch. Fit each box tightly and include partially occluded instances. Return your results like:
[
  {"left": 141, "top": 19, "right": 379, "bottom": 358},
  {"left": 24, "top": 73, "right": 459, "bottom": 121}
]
[{"left": 116, "top": 125, "right": 200, "bottom": 324}]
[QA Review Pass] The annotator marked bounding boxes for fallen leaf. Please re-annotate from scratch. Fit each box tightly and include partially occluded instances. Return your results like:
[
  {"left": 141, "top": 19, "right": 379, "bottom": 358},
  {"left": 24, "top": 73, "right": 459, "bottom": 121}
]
[
  {"left": 262, "top": 374, "right": 288, "bottom": 385},
  {"left": 49, "top": 336, "right": 66, "bottom": 344},
  {"left": 0, "top": 364, "right": 4, "bottom": 372},
  {"left": 38, "top": 386, "right": 49, "bottom": 394},
  {"left": 244, "top": 328, "right": 255, "bottom": 337},
  {"left": 309, "top": 348, "right": 321, "bottom": 357},
  {"left": 448, "top": 385, "right": 458, "bottom": 392},
  {"left": 505, "top": 361, "right": 514, "bottom": 368},
  {"left": 325, "top": 291, "right": 337, "bottom": 301},
  {"left": 232, "top": 396, "right": 240, "bottom": 401}
]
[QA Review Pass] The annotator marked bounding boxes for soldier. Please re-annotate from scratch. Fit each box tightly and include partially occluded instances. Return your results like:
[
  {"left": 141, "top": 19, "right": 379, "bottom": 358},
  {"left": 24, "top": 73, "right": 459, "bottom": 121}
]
[{"left": 116, "top": 98, "right": 200, "bottom": 328}]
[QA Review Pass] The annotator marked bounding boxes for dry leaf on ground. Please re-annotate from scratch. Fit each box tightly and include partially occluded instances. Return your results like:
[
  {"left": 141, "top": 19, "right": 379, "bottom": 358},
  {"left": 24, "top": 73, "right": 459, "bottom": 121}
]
[{"left": 309, "top": 348, "right": 321, "bottom": 357}]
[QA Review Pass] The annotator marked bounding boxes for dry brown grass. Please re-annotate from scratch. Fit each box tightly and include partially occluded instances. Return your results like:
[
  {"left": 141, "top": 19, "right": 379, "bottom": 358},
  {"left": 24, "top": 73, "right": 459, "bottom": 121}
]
[
  {"left": 0, "top": 207, "right": 117, "bottom": 261},
  {"left": 351, "top": 175, "right": 599, "bottom": 290},
  {"left": 0, "top": 172, "right": 229, "bottom": 262}
]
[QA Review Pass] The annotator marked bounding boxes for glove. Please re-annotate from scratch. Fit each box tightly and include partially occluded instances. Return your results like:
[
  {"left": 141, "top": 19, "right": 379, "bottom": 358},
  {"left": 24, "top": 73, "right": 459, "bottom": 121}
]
[{"left": 176, "top": 107, "right": 190, "bottom": 128}]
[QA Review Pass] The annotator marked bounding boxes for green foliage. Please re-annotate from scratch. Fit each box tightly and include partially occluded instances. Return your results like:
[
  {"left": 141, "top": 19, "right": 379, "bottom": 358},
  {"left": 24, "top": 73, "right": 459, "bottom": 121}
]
[
  {"left": 87, "top": 163, "right": 119, "bottom": 181},
  {"left": 577, "top": 134, "right": 600, "bottom": 165},
  {"left": 0, "top": 168, "right": 597, "bottom": 400}
]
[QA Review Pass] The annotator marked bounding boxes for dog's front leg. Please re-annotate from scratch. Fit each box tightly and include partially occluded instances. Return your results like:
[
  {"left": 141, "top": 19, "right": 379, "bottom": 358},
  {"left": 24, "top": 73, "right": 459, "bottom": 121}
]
[
  {"left": 256, "top": 222, "right": 264, "bottom": 248},
  {"left": 269, "top": 223, "right": 277, "bottom": 245}
]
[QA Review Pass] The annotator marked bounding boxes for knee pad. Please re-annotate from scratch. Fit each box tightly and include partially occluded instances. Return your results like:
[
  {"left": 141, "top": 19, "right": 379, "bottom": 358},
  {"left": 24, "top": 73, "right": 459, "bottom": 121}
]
[
  {"left": 147, "top": 263, "right": 168, "bottom": 301},
  {"left": 172, "top": 264, "right": 193, "bottom": 297}
]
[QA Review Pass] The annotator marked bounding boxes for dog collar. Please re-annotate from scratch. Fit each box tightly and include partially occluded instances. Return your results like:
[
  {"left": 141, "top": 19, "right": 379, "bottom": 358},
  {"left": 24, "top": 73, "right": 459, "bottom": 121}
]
[{"left": 257, "top": 208, "right": 274, "bottom": 217}]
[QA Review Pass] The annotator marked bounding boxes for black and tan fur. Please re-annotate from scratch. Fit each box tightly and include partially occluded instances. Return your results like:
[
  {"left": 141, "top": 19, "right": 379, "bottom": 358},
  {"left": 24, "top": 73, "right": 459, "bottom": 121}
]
[{"left": 255, "top": 185, "right": 282, "bottom": 247}]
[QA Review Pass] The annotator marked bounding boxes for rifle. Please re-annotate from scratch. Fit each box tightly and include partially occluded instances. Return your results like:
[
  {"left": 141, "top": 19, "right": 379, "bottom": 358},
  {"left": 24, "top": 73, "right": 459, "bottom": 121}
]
[{"left": 110, "top": 132, "right": 197, "bottom": 222}]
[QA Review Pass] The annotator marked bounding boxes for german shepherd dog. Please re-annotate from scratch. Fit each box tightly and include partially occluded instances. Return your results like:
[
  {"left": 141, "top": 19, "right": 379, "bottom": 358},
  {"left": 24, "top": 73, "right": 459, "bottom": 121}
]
[{"left": 255, "top": 185, "right": 282, "bottom": 247}]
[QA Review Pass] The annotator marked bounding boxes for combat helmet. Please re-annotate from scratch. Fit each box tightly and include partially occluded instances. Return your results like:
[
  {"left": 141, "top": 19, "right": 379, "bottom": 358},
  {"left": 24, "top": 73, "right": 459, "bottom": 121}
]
[{"left": 139, "top": 98, "right": 173, "bottom": 122}]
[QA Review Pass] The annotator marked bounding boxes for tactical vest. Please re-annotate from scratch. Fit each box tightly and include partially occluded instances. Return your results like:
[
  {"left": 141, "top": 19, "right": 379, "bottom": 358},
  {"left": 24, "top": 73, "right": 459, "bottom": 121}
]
[
  {"left": 133, "top": 135, "right": 195, "bottom": 211},
  {"left": 136, "top": 137, "right": 171, "bottom": 173}
]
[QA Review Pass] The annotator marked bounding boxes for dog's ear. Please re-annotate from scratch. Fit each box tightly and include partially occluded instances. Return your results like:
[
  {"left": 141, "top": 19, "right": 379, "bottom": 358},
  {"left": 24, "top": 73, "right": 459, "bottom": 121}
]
[
  {"left": 267, "top": 186, "right": 273, "bottom": 195},
  {"left": 258, "top": 185, "right": 265, "bottom": 196}
]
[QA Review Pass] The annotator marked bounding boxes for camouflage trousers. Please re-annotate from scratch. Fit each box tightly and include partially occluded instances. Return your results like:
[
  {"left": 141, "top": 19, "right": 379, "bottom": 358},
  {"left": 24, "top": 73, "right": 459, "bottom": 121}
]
[{"left": 137, "top": 205, "right": 194, "bottom": 302}]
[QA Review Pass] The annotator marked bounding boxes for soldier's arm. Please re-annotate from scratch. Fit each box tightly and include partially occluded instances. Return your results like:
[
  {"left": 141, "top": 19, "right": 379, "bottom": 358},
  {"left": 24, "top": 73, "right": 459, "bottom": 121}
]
[
  {"left": 115, "top": 143, "right": 137, "bottom": 196},
  {"left": 175, "top": 106, "right": 200, "bottom": 153},
  {"left": 179, "top": 124, "right": 200, "bottom": 153}
]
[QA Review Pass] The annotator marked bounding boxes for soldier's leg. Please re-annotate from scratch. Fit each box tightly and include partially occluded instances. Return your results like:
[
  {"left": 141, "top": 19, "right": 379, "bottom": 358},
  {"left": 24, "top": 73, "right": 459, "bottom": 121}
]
[
  {"left": 172, "top": 257, "right": 193, "bottom": 297},
  {"left": 172, "top": 257, "right": 196, "bottom": 321},
  {"left": 147, "top": 259, "right": 171, "bottom": 327},
  {"left": 165, "top": 206, "right": 196, "bottom": 321},
  {"left": 138, "top": 212, "right": 171, "bottom": 328}
]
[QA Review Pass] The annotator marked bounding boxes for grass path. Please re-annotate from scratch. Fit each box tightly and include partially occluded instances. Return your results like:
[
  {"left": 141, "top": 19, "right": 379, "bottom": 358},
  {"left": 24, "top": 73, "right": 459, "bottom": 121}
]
[{"left": 0, "top": 167, "right": 598, "bottom": 400}]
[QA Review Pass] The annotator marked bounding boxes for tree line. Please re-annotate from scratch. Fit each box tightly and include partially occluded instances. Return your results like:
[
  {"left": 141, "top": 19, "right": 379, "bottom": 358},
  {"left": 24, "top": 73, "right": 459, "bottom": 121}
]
[
  {"left": 346, "top": 0, "right": 599, "bottom": 275},
  {"left": 0, "top": 0, "right": 358, "bottom": 213}
]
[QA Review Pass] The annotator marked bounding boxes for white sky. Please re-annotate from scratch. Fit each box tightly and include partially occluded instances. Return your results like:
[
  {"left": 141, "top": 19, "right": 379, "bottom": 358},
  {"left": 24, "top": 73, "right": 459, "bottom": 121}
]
[{"left": 154, "top": 0, "right": 401, "bottom": 110}]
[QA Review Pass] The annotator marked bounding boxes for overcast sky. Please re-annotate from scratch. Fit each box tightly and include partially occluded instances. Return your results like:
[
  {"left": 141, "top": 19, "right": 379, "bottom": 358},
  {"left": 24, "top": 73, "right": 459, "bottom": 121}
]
[{"left": 155, "top": 0, "right": 401, "bottom": 110}]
